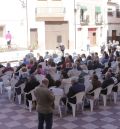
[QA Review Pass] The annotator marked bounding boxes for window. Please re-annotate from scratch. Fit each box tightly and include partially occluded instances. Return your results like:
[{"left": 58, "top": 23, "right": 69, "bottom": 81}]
[
  {"left": 108, "top": 8, "right": 113, "bottom": 16},
  {"left": 80, "top": 9, "right": 84, "bottom": 22},
  {"left": 116, "top": 9, "right": 120, "bottom": 18},
  {"left": 80, "top": 6, "right": 87, "bottom": 22},
  {"left": 57, "top": 35, "right": 62, "bottom": 43},
  {"left": 0, "top": 26, "right": 4, "bottom": 37}
]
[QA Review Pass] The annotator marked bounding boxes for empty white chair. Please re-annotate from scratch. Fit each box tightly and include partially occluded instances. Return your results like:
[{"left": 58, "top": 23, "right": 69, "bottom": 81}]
[
  {"left": 4, "top": 77, "right": 18, "bottom": 101},
  {"left": 67, "top": 92, "right": 85, "bottom": 117},
  {"left": 113, "top": 82, "right": 120, "bottom": 104},
  {"left": 15, "top": 83, "right": 25, "bottom": 104},
  {"left": 0, "top": 82, "right": 3, "bottom": 94},
  {"left": 1, "top": 74, "right": 10, "bottom": 87},
  {"left": 101, "top": 84, "right": 114, "bottom": 107},
  {"left": 54, "top": 95, "right": 63, "bottom": 118},
  {"left": 87, "top": 87, "right": 101, "bottom": 112},
  {"left": 25, "top": 89, "right": 36, "bottom": 112}
]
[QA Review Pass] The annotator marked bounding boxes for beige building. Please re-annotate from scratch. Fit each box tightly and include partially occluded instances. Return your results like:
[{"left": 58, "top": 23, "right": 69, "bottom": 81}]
[
  {"left": 34, "top": 0, "right": 108, "bottom": 52},
  {"left": 107, "top": 0, "right": 120, "bottom": 43},
  {"left": 0, "top": 0, "right": 109, "bottom": 52}
]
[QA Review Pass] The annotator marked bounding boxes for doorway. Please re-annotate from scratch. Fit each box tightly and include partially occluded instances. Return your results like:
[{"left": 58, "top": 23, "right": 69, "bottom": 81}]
[
  {"left": 45, "top": 21, "right": 69, "bottom": 50},
  {"left": 88, "top": 28, "right": 96, "bottom": 46},
  {"left": 30, "top": 28, "right": 38, "bottom": 49},
  {"left": 112, "top": 30, "right": 116, "bottom": 41}
]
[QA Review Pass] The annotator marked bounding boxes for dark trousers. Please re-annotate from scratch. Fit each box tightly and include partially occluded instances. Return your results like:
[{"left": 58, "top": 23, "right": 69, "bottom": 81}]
[{"left": 38, "top": 113, "right": 53, "bottom": 129}]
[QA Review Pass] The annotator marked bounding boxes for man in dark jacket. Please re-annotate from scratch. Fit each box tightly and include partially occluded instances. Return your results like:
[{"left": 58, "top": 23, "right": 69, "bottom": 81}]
[
  {"left": 24, "top": 75, "right": 40, "bottom": 107},
  {"left": 67, "top": 77, "right": 85, "bottom": 104},
  {"left": 101, "top": 72, "right": 114, "bottom": 94}
]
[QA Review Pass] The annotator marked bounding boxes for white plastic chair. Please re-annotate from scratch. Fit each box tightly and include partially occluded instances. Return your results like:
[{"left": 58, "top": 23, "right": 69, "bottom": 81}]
[
  {"left": 0, "top": 82, "right": 3, "bottom": 94},
  {"left": 15, "top": 83, "right": 25, "bottom": 104},
  {"left": 35, "top": 74, "right": 45, "bottom": 84},
  {"left": 54, "top": 95, "right": 63, "bottom": 118},
  {"left": 25, "top": 89, "right": 36, "bottom": 112},
  {"left": 67, "top": 92, "right": 85, "bottom": 117},
  {"left": 1, "top": 74, "right": 10, "bottom": 87},
  {"left": 88, "top": 70, "right": 94, "bottom": 76},
  {"left": 113, "top": 82, "right": 120, "bottom": 104},
  {"left": 101, "top": 84, "right": 114, "bottom": 107},
  {"left": 95, "top": 68, "right": 101, "bottom": 73},
  {"left": 4, "top": 71, "right": 13, "bottom": 77},
  {"left": 87, "top": 87, "right": 101, "bottom": 112},
  {"left": 64, "top": 85, "right": 71, "bottom": 95},
  {"left": 4, "top": 77, "right": 18, "bottom": 100}
]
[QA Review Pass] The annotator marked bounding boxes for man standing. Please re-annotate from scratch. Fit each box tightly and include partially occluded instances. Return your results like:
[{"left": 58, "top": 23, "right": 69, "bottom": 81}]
[
  {"left": 5, "top": 31, "right": 12, "bottom": 49},
  {"left": 34, "top": 79, "right": 55, "bottom": 129},
  {"left": 86, "top": 37, "right": 90, "bottom": 53},
  {"left": 59, "top": 43, "right": 65, "bottom": 56}
]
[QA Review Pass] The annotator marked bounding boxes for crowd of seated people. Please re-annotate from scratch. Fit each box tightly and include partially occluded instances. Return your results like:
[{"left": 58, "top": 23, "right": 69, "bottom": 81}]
[{"left": 1, "top": 48, "right": 120, "bottom": 113}]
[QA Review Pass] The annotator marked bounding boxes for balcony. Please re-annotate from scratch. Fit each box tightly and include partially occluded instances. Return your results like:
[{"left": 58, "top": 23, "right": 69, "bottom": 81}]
[
  {"left": 80, "top": 15, "right": 89, "bottom": 25},
  {"left": 35, "top": 7, "right": 65, "bottom": 21},
  {"left": 95, "top": 17, "right": 103, "bottom": 25}
]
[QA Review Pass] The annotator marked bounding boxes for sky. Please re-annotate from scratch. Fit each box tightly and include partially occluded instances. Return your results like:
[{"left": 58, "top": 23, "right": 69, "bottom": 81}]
[{"left": 0, "top": 0, "right": 25, "bottom": 20}]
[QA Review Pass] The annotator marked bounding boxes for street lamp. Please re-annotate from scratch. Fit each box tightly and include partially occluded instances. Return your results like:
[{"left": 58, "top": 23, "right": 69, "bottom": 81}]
[
  {"left": 19, "top": 0, "right": 29, "bottom": 49},
  {"left": 74, "top": 0, "right": 76, "bottom": 50},
  {"left": 74, "top": 0, "right": 80, "bottom": 50}
]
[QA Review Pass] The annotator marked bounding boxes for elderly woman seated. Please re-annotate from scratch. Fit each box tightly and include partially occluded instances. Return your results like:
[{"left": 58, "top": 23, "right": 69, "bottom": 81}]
[
  {"left": 67, "top": 63, "right": 81, "bottom": 77},
  {"left": 24, "top": 75, "right": 40, "bottom": 108},
  {"left": 2, "top": 62, "right": 14, "bottom": 74},
  {"left": 87, "top": 74, "right": 101, "bottom": 96},
  {"left": 15, "top": 66, "right": 29, "bottom": 95}
]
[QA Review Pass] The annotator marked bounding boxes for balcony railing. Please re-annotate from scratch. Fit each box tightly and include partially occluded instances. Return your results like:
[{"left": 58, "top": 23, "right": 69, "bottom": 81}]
[
  {"left": 35, "top": 7, "right": 65, "bottom": 18},
  {"left": 95, "top": 17, "right": 103, "bottom": 25},
  {"left": 80, "top": 15, "right": 89, "bottom": 25}
]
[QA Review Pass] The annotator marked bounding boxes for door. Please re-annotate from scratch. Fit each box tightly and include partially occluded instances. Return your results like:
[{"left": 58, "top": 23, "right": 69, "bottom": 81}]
[
  {"left": 88, "top": 28, "right": 96, "bottom": 46},
  {"left": 112, "top": 30, "right": 116, "bottom": 41},
  {"left": 30, "top": 28, "right": 38, "bottom": 49},
  {"left": 45, "top": 21, "right": 69, "bottom": 50}
]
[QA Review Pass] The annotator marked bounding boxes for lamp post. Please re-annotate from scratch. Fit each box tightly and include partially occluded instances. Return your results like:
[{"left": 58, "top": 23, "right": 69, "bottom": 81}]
[
  {"left": 25, "top": 0, "right": 29, "bottom": 49},
  {"left": 74, "top": 0, "right": 76, "bottom": 50},
  {"left": 19, "top": 0, "right": 29, "bottom": 49}
]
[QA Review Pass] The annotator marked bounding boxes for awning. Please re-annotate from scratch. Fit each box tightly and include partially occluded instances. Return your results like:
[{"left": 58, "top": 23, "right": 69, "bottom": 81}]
[
  {"left": 95, "top": 6, "right": 101, "bottom": 13},
  {"left": 81, "top": 6, "right": 87, "bottom": 11}
]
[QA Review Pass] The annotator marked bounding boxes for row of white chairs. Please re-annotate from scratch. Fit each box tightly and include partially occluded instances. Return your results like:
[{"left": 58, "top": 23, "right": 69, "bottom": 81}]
[{"left": 57, "top": 83, "right": 120, "bottom": 117}]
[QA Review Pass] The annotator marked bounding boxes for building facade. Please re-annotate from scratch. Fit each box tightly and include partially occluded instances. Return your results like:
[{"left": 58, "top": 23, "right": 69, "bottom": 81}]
[
  {"left": 107, "top": 0, "right": 120, "bottom": 43},
  {"left": 0, "top": 0, "right": 109, "bottom": 52}
]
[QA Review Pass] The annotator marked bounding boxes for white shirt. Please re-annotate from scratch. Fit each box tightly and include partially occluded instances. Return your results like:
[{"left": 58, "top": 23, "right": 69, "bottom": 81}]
[{"left": 49, "top": 86, "right": 64, "bottom": 96}]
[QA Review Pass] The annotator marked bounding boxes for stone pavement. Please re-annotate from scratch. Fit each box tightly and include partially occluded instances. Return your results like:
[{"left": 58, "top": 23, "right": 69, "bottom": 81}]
[{"left": 0, "top": 93, "right": 120, "bottom": 129}]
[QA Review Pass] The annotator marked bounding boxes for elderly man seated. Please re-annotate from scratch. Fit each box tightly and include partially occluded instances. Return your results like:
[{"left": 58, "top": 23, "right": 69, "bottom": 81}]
[
  {"left": 101, "top": 72, "right": 114, "bottom": 95},
  {"left": 62, "top": 76, "right": 85, "bottom": 111}
]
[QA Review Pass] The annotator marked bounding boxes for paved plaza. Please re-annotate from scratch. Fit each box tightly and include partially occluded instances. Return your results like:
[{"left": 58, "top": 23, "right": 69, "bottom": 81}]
[{"left": 0, "top": 93, "right": 120, "bottom": 129}]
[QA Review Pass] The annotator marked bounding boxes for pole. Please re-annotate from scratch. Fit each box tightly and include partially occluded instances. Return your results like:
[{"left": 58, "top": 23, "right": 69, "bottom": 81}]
[
  {"left": 26, "top": 0, "right": 29, "bottom": 49},
  {"left": 74, "top": 0, "right": 76, "bottom": 50}
]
